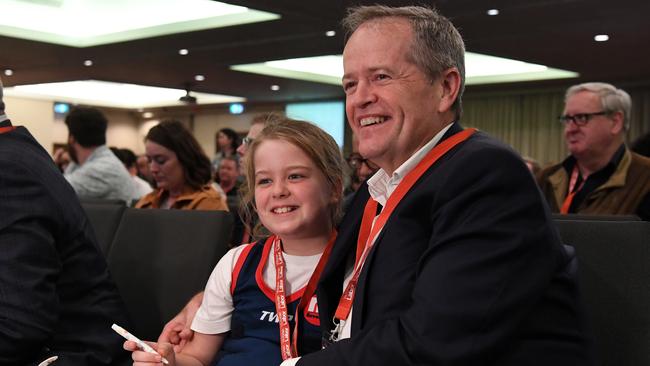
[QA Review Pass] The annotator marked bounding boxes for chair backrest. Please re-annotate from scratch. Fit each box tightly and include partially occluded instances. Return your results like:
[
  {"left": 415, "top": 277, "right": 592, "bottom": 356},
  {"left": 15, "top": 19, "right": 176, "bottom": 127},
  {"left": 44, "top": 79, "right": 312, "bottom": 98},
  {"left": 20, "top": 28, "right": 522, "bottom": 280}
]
[
  {"left": 80, "top": 200, "right": 127, "bottom": 255},
  {"left": 553, "top": 218, "right": 650, "bottom": 366},
  {"left": 107, "top": 208, "right": 233, "bottom": 340}
]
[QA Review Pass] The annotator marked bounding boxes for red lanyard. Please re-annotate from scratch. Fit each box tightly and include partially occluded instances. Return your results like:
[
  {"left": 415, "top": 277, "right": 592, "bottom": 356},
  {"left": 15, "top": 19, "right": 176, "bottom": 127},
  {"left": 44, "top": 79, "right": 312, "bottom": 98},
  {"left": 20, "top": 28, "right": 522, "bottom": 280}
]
[
  {"left": 560, "top": 165, "right": 583, "bottom": 214},
  {"left": 330, "top": 128, "right": 477, "bottom": 339},
  {"left": 272, "top": 231, "right": 337, "bottom": 359},
  {"left": 0, "top": 126, "right": 16, "bottom": 134}
]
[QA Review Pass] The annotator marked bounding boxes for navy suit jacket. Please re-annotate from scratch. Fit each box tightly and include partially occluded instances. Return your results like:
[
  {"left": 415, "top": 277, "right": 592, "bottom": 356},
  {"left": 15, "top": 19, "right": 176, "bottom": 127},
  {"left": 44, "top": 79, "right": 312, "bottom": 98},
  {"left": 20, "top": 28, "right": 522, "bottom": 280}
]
[
  {"left": 299, "top": 124, "right": 595, "bottom": 365},
  {"left": 0, "top": 124, "right": 130, "bottom": 365}
]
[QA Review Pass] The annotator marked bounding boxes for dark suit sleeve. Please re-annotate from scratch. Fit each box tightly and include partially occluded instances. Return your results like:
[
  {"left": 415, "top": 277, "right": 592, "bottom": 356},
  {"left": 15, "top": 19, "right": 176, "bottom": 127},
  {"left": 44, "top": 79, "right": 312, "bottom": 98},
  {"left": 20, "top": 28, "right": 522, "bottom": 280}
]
[
  {"left": 299, "top": 144, "right": 567, "bottom": 365},
  {"left": 0, "top": 157, "right": 61, "bottom": 363}
]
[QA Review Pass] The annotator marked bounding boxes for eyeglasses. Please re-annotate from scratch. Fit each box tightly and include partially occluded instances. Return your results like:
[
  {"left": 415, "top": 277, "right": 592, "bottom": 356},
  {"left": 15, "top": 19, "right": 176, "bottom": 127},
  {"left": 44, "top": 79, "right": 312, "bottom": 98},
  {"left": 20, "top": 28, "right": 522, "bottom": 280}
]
[
  {"left": 558, "top": 111, "right": 609, "bottom": 126},
  {"left": 347, "top": 153, "right": 379, "bottom": 171},
  {"left": 242, "top": 137, "right": 254, "bottom": 146}
]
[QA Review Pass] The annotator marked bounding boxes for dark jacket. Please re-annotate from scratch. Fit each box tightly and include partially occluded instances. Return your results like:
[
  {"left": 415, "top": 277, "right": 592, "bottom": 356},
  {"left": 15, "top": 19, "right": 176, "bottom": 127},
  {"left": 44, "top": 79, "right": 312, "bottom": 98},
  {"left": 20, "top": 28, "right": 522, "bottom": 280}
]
[
  {"left": 299, "top": 124, "right": 595, "bottom": 366},
  {"left": 0, "top": 124, "right": 130, "bottom": 365}
]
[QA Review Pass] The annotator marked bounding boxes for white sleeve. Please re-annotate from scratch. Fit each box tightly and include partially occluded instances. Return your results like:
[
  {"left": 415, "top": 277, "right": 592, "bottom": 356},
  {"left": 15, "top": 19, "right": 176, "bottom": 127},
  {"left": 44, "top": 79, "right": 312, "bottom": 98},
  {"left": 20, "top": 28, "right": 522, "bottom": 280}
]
[{"left": 191, "top": 245, "right": 249, "bottom": 334}]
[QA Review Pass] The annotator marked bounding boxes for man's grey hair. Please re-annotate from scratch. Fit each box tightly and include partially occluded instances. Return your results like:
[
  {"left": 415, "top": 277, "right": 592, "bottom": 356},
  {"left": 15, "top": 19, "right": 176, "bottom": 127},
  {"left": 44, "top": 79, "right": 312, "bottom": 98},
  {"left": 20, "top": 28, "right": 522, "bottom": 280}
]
[
  {"left": 566, "top": 82, "right": 632, "bottom": 130},
  {"left": 342, "top": 5, "right": 466, "bottom": 119}
]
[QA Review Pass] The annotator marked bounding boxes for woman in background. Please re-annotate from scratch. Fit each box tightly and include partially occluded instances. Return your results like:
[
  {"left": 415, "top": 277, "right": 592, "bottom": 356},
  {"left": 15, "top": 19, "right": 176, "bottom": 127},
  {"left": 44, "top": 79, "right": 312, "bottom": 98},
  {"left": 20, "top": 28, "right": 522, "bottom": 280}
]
[
  {"left": 136, "top": 120, "right": 228, "bottom": 211},
  {"left": 212, "top": 128, "right": 240, "bottom": 176}
]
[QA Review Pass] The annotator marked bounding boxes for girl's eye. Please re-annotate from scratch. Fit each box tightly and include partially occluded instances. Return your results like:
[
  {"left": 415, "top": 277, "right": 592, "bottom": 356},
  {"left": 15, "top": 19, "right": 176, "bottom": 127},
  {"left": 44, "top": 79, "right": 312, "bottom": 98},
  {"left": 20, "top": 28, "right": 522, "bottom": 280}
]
[{"left": 256, "top": 178, "right": 271, "bottom": 185}]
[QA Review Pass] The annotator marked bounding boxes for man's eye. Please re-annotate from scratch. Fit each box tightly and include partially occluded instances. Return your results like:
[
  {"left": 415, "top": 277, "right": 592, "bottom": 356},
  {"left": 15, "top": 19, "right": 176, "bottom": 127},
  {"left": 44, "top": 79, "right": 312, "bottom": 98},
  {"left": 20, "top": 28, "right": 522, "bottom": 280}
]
[
  {"left": 343, "top": 81, "right": 356, "bottom": 92},
  {"left": 288, "top": 174, "right": 304, "bottom": 180},
  {"left": 375, "top": 73, "right": 390, "bottom": 81}
]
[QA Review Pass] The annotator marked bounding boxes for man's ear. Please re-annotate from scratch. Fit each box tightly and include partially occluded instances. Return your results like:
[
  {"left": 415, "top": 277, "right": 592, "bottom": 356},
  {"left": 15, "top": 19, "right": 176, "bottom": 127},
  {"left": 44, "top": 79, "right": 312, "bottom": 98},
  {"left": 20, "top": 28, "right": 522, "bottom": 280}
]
[
  {"left": 610, "top": 111, "right": 625, "bottom": 135},
  {"left": 437, "top": 67, "right": 461, "bottom": 114}
]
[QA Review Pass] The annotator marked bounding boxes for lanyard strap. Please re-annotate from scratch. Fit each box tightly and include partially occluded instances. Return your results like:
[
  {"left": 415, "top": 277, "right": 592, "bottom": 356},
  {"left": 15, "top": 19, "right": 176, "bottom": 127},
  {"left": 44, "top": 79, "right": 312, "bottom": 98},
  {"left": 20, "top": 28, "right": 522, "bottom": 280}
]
[
  {"left": 272, "top": 231, "right": 337, "bottom": 359},
  {"left": 0, "top": 126, "right": 16, "bottom": 134},
  {"left": 332, "top": 128, "right": 477, "bottom": 334},
  {"left": 560, "top": 165, "right": 583, "bottom": 214}
]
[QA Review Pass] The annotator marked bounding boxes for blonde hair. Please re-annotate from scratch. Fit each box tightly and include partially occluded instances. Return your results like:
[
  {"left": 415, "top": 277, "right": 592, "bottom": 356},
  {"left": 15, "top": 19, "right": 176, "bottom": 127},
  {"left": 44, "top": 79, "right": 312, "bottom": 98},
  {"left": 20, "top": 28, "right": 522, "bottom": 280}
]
[{"left": 239, "top": 118, "right": 345, "bottom": 238}]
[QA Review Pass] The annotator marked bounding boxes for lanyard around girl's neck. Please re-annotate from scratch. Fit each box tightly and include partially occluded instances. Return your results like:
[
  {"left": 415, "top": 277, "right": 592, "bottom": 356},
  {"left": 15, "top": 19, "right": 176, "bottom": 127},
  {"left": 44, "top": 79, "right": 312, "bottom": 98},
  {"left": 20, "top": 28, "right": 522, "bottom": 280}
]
[
  {"left": 329, "top": 128, "right": 477, "bottom": 342},
  {"left": 271, "top": 231, "right": 337, "bottom": 360}
]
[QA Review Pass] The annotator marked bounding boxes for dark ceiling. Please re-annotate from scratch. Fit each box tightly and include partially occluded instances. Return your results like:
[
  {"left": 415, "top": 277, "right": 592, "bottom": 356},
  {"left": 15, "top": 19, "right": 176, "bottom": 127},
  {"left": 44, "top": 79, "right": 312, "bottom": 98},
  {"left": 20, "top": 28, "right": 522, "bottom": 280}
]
[{"left": 2, "top": 0, "right": 650, "bottom": 106}]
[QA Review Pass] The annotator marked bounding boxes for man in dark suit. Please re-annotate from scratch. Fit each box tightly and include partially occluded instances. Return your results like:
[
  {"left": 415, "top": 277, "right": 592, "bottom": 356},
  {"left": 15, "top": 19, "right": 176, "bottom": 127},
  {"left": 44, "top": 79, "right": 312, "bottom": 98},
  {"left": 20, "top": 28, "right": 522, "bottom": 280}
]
[
  {"left": 282, "top": 5, "right": 595, "bottom": 366},
  {"left": 0, "top": 78, "right": 130, "bottom": 365}
]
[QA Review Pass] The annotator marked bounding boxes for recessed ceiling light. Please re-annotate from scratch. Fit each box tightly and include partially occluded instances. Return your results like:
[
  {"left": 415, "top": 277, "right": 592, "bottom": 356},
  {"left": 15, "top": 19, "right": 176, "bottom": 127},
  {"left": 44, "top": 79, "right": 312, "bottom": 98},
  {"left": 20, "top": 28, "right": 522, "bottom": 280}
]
[
  {"left": 594, "top": 34, "right": 609, "bottom": 42},
  {"left": 325, "top": 30, "right": 336, "bottom": 37},
  {"left": 4, "top": 69, "right": 13, "bottom": 76},
  {"left": 233, "top": 52, "right": 578, "bottom": 86},
  {"left": 179, "top": 48, "right": 189, "bottom": 55},
  {"left": 194, "top": 74, "right": 205, "bottom": 81},
  {"left": 143, "top": 112, "right": 154, "bottom": 118},
  {"left": 0, "top": 1, "right": 279, "bottom": 47},
  {"left": 487, "top": 9, "right": 499, "bottom": 16},
  {"left": 270, "top": 85, "right": 280, "bottom": 91},
  {"left": 83, "top": 60, "right": 93, "bottom": 67}
]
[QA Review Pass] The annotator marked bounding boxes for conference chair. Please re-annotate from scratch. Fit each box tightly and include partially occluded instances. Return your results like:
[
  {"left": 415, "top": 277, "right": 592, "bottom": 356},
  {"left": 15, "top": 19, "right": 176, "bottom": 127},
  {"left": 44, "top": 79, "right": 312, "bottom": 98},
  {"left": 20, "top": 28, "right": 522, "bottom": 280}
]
[
  {"left": 80, "top": 200, "right": 127, "bottom": 255},
  {"left": 554, "top": 218, "right": 650, "bottom": 366},
  {"left": 107, "top": 208, "right": 233, "bottom": 340}
]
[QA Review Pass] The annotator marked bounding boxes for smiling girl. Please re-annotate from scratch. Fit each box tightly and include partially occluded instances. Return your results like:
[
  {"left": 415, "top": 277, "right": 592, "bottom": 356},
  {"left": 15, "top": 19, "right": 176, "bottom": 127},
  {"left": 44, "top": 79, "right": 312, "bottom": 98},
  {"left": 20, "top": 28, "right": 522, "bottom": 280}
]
[{"left": 126, "top": 119, "right": 344, "bottom": 366}]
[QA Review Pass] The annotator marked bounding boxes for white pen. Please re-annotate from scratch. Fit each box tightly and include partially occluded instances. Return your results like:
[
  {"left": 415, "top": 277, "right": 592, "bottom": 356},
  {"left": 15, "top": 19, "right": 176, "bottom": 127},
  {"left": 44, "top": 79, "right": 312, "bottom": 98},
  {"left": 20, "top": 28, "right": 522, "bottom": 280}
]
[
  {"left": 37, "top": 356, "right": 58, "bottom": 366},
  {"left": 112, "top": 323, "right": 169, "bottom": 365}
]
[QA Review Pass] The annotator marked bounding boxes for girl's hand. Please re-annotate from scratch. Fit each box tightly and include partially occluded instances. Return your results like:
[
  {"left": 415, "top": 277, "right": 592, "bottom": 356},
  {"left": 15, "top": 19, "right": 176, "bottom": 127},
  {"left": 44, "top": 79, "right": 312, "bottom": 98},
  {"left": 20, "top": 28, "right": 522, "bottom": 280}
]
[{"left": 124, "top": 340, "right": 176, "bottom": 366}]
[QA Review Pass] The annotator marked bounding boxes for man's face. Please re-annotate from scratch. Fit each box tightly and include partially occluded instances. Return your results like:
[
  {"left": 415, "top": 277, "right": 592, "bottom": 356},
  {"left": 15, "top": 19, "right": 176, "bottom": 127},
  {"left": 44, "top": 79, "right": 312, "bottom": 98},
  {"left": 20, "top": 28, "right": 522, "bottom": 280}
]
[
  {"left": 218, "top": 159, "right": 239, "bottom": 185},
  {"left": 342, "top": 18, "right": 448, "bottom": 174},
  {"left": 237, "top": 122, "right": 265, "bottom": 157},
  {"left": 563, "top": 90, "right": 621, "bottom": 159}
]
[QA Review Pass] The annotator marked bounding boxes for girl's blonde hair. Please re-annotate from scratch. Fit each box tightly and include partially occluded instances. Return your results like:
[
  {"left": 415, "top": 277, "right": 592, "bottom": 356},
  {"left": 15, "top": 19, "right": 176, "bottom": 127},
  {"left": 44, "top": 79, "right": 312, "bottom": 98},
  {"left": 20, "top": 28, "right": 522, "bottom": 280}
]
[{"left": 239, "top": 118, "right": 345, "bottom": 239}]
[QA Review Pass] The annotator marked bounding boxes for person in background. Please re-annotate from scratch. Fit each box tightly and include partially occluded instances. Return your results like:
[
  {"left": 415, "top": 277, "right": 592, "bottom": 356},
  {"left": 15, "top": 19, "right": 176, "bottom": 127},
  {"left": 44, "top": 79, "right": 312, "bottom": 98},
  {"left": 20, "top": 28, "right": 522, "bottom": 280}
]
[
  {"left": 0, "top": 77, "right": 130, "bottom": 365},
  {"left": 137, "top": 153, "right": 156, "bottom": 186},
  {"left": 53, "top": 107, "right": 133, "bottom": 203},
  {"left": 111, "top": 147, "right": 154, "bottom": 202},
  {"left": 523, "top": 156, "right": 541, "bottom": 176},
  {"left": 218, "top": 156, "right": 246, "bottom": 246},
  {"left": 124, "top": 119, "right": 345, "bottom": 366},
  {"left": 136, "top": 120, "right": 228, "bottom": 211},
  {"left": 212, "top": 127, "right": 241, "bottom": 176},
  {"left": 537, "top": 82, "right": 650, "bottom": 220}
]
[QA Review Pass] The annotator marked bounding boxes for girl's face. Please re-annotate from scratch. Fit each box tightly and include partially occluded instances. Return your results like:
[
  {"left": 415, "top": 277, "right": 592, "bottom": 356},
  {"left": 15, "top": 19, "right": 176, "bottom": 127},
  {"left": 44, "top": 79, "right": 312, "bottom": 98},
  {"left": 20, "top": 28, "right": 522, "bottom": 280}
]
[
  {"left": 145, "top": 140, "right": 185, "bottom": 193},
  {"left": 253, "top": 139, "right": 335, "bottom": 241}
]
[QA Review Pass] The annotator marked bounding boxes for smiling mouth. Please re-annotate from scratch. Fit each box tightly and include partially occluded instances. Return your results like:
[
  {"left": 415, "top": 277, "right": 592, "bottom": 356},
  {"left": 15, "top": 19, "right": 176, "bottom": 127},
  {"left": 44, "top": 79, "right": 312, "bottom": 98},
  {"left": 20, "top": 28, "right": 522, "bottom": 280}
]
[
  {"left": 360, "top": 116, "right": 387, "bottom": 127},
  {"left": 272, "top": 206, "right": 298, "bottom": 214}
]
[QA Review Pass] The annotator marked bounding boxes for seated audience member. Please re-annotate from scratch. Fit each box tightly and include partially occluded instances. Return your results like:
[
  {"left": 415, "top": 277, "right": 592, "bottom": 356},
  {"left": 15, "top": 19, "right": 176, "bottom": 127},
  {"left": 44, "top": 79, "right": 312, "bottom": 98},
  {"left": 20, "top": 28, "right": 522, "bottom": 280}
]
[
  {"left": 136, "top": 120, "right": 228, "bottom": 211},
  {"left": 537, "top": 82, "right": 650, "bottom": 220},
  {"left": 343, "top": 152, "right": 379, "bottom": 208},
  {"left": 0, "top": 78, "right": 130, "bottom": 365},
  {"left": 631, "top": 131, "right": 650, "bottom": 158},
  {"left": 212, "top": 127, "right": 240, "bottom": 176},
  {"left": 137, "top": 153, "right": 156, "bottom": 186},
  {"left": 218, "top": 156, "right": 246, "bottom": 245},
  {"left": 125, "top": 119, "right": 345, "bottom": 366},
  {"left": 523, "top": 156, "right": 541, "bottom": 175},
  {"left": 53, "top": 107, "right": 134, "bottom": 203},
  {"left": 111, "top": 147, "right": 154, "bottom": 202}
]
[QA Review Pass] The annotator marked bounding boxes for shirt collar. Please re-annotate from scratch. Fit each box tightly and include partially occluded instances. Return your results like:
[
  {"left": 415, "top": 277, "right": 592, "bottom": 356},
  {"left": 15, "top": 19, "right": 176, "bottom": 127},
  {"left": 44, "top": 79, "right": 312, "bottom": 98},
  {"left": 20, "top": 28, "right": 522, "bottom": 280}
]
[
  {"left": 0, "top": 115, "right": 8, "bottom": 124},
  {"left": 562, "top": 143, "right": 626, "bottom": 176},
  {"left": 368, "top": 123, "right": 454, "bottom": 206}
]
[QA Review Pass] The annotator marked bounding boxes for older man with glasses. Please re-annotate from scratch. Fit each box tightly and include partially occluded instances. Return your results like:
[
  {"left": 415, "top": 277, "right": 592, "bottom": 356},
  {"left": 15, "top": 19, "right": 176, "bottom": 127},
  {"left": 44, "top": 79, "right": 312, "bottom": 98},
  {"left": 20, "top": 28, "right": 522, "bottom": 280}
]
[{"left": 537, "top": 82, "right": 650, "bottom": 220}]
